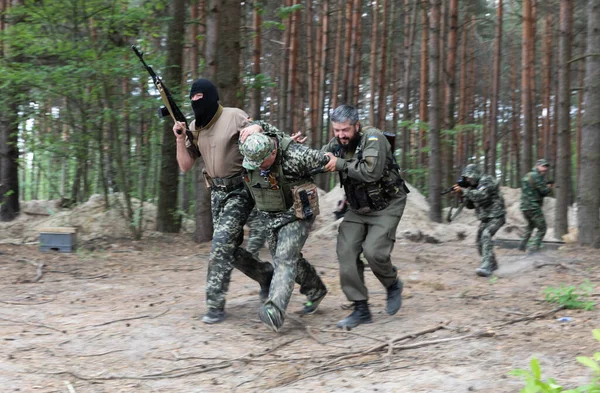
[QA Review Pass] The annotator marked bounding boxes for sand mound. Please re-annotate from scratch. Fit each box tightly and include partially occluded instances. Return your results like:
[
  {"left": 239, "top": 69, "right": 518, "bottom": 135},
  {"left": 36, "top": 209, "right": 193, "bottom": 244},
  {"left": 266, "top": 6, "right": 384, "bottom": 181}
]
[{"left": 0, "top": 194, "right": 194, "bottom": 244}]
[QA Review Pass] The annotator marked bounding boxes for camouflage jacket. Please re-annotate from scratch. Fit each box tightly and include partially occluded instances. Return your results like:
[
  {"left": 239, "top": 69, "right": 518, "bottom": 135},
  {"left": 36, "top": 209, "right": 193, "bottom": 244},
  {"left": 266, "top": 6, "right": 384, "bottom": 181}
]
[
  {"left": 462, "top": 174, "right": 505, "bottom": 220},
  {"left": 322, "top": 126, "right": 407, "bottom": 217},
  {"left": 520, "top": 167, "right": 552, "bottom": 211},
  {"left": 245, "top": 123, "right": 328, "bottom": 230}
]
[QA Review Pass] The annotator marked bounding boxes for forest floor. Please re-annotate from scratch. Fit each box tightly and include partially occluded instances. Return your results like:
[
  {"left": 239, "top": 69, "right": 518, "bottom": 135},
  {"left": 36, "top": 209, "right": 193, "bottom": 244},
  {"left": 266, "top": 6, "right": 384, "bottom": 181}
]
[{"left": 0, "top": 232, "right": 598, "bottom": 393}]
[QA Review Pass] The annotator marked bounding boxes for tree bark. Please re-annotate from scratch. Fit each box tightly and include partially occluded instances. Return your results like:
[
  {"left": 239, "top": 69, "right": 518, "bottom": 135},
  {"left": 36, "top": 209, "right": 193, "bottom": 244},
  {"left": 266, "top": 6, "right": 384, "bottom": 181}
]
[
  {"left": 577, "top": 0, "right": 600, "bottom": 248},
  {"left": 488, "top": 0, "right": 503, "bottom": 176},
  {"left": 351, "top": 0, "right": 362, "bottom": 105},
  {"left": 554, "top": 0, "right": 573, "bottom": 239},
  {"left": 0, "top": 101, "right": 19, "bottom": 221},
  {"left": 286, "top": 0, "right": 300, "bottom": 133},
  {"left": 443, "top": 0, "right": 458, "bottom": 186},
  {"left": 521, "top": 0, "right": 533, "bottom": 178},
  {"left": 331, "top": 0, "right": 343, "bottom": 116},
  {"left": 251, "top": 4, "right": 262, "bottom": 120},
  {"left": 317, "top": 0, "right": 329, "bottom": 146},
  {"left": 541, "top": 14, "right": 553, "bottom": 161},
  {"left": 369, "top": 0, "right": 379, "bottom": 125},
  {"left": 509, "top": 38, "right": 520, "bottom": 188},
  {"left": 376, "top": 0, "right": 389, "bottom": 130},
  {"left": 428, "top": 0, "right": 442, "bottom": 223},
  {"left": 157, "top": 0, "right": 186, "bottom": 233},
  {"left": 401, "top": 0, "right": 417, "bottom": 172},
  {"left": 418, "top": 5, "right": 429, "bottom": 187}
]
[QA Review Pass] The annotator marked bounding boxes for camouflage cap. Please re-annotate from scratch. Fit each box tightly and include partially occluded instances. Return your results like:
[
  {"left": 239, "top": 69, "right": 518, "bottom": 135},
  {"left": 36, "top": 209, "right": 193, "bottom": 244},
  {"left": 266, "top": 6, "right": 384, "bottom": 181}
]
[
  {"left": 536, "top": 158, "right": 549, "bottom": 167},
  {"left": 461, "top": 164, "right": 482, "bottom": 181},
  {"left": 240, "top": 133, "right": 276, "bottom": 170}
]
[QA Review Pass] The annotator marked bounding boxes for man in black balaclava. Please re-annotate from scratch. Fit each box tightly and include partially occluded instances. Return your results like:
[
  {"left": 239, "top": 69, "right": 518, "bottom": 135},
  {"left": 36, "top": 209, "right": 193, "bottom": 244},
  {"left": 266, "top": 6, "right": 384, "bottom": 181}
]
[{"left": 189, "top": 78, "right": 220, "bottom": 128}]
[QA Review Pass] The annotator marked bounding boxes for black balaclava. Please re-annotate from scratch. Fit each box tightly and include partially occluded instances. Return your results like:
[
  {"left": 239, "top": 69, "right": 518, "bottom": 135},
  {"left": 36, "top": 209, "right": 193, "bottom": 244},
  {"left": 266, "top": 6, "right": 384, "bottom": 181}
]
[{"left": 189, "top": 79, "right": 220, "bottom": 128}]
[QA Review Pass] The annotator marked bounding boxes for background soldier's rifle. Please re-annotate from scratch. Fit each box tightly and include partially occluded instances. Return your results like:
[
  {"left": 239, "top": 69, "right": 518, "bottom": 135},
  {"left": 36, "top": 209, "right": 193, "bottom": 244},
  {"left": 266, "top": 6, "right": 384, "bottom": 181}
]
[
  {"left": 131, "top": 45, "right": 200, "bottom": 158},
  {"left": 441, "top": 177, "right": 472, "bottom": 222}
]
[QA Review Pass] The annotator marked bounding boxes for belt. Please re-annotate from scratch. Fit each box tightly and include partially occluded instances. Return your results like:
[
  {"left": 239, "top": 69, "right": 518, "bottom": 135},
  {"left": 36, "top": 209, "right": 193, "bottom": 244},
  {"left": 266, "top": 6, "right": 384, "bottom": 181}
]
[{"left": 210, "top": 174, "right": 244, "bottom": 192}]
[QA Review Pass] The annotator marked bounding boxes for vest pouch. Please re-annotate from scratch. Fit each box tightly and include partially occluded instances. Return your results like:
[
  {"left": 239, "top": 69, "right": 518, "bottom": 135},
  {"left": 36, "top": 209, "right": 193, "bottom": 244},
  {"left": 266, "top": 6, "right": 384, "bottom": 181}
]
[
  {"left": 252, "top": 186, "right": 288, "bottom": 212},
  {"left": 365, "top": 183, "right": 389, "bottom": 211},
  {"left": 346, "top": 184, "right": 372, "bottom": 214},
  {"left": 291, "top": 183, "right": 320, "bottom": 219}
]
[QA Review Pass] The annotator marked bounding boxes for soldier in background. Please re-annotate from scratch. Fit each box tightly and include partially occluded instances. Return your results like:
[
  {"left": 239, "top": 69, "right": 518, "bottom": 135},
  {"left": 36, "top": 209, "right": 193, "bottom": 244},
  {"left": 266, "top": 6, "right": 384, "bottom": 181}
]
[
  {"left": 322, "top": 104, "right": 409, "bottom": 330},
  {"left": 239, "top": 131, "right": 328, "bottom": 332},
  {"left": 452, "top": 164, "right": 506, "bottom": 277},
  {"left": 519, "top": 159, "right": 553, "bottom": 253}
]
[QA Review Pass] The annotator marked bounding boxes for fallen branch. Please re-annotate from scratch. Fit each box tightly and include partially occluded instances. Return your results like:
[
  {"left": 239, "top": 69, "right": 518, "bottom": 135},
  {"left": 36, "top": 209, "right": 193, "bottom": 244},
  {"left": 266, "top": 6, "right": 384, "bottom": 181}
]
[
  {"left": 86, "top": 308, "right": 170, "bottom": 329},
  {"left": 47, "top": 363, "right": 232, "bottom": 381},
  {"left": 534, "top": 262, "right": 590, "bottom": 276},
  {"left": 16, "top": 258, "right": 45, "bottom": 282},
  {"left": 496, "top": 305, "right": 566, "bottom": 327},
  {"left": 64, "top": 380, "right": 76, "bottom": 393},
  {"left": 0, "top": 317, "right": 65, "bottom": 333}
]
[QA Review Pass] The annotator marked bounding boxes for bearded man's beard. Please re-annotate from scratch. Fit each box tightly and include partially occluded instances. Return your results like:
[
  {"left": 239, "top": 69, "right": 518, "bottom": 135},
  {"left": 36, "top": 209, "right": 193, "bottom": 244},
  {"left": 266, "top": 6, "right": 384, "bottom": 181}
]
[{"left": 337, "top": 132, "right": 360, "bottom": 153}]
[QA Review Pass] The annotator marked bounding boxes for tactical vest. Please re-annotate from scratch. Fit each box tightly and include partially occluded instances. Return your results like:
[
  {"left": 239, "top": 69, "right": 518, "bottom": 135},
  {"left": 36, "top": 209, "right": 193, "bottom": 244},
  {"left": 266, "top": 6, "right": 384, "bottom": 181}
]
[
  {"left": 244, "top": 137, "right": 310, "bottom": 212},
  {"left": 340, "top": 127, "right": 409, "bottom": 213}
]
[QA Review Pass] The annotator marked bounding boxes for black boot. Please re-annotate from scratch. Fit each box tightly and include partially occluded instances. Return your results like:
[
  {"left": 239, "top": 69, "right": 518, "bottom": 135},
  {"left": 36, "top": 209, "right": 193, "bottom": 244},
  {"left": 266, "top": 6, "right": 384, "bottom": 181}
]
[
  {"left": 336, "top": 300, "right": 372, "bottom": 330},
  {"left": 259, "top": 282, "right": 270, "bottom": 302},
  {"left": 386, "top": 279, "right": 403, "bottom": 315}
]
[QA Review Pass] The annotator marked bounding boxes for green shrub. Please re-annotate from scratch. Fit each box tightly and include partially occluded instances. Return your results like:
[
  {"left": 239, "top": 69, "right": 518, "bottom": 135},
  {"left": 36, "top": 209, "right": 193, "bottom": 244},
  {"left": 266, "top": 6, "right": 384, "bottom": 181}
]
[
  {"left": 544, "top": 281, "right": 595, "bottom": 311},
  {"left": 510, "top": 330, "right": 600, "bottom": 393}
]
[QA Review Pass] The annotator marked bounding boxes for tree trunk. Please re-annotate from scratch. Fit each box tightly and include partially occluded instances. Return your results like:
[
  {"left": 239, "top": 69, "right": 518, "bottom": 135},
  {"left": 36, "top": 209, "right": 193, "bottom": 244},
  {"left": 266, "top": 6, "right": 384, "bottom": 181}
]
[
  {"left": 443, "top": 0, "right": 458, "bottom": 186},
  {"left": 0, "top": 101, "right": 19, "bottom": 221},
  {"left": 317, "top": 0, "right": 329, "bottom": 146},
  {"left": 521, "top": 0, "right": 533, "bottom": 177},
  {"left": 215, "top": 0, "right": 242, "bottom": 107},
  {"left": 342, "top": 0, "right": 353, "bottom": 103},
  {"left": 401, "top": 0, "right": 417, "bottom": 172},
  {"left": 156, "top": 0, "right": 186, "bottom": 233},
  {"left": 575, "top": 32, "right": 585, "bottom": 189},
  {"left": 351, "top": 0, "right": 362, "bottom": 105},
  {"left": 286, "top": 0, "right": 300, "bottom": 133},
  {"left": 428, "top": 0, "right": 442, "bottom": 223},
  {"left": 488, "top": 0, "right": 503, "bottom": 176},
  {"left": 541, "top": 14, "right": 553, "bottom": 160},
  {"left": 509, "top": 38, "right": 520, "bottom": 188},
  {"left": 376, "top": 0, "right": 389, "bottom": 130},
  {"left": 278, "top": 0, "right": 291, "bottom": 129},
  {"left": 331, "top": 0, "right": 343, "bottom": 115},
  {"left": 369, "top": 0, "right": 379, "bottom": 124},
  {"left": 418, "top": 5, "right": 429, "bottom": 187},
  {"left": 190, "top": 1, "right": 212, "bottom": 243},
  {"left": 456, "top": 10, "right": 468, "bottom": 176},
  {"left": 554, "top": 0, "right": 573, "bottom": 239},
  {"left": 251, "top": 4, "right": 262, "bottom": 120},
  {"left": 577, "top": 0, "right": 600, "bottom": 247}
]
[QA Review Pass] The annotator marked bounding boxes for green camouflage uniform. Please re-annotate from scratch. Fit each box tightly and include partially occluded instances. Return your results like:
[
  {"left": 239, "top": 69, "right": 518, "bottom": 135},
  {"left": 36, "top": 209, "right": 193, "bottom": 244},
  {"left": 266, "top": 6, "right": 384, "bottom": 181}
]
[
  {"left": 240, "top": 129, "right": 328, "bottom": 329},
  {"left": 193, "top": 117, "right": 280, "bottom": 312},
  {"left": 519, "top": 161, "right": 552, "bottom": 252},
  {"left": 207, "top": 187, "right": 273, "bottom": 310},
  {"left": 246, "top": 208, "right": 267, "bottom": 257},
  {"left": 460, "top": 164, "right": 506, "bottom": 275},
  {"left": 322, "top": 126, "right": 408, "bottom": 302}
]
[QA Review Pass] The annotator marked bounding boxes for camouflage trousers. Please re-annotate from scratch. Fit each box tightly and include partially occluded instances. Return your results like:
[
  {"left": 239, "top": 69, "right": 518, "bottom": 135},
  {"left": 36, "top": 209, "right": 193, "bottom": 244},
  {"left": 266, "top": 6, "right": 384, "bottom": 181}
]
[
  {"left": 246, "top": 208, "right": 268, "bottom": 257},
  {"left": 265, "top": 218, "right": 326, "bottom": 318},
  {"left": 476, "top": 216, "right": 505, "bottom": 270},
  {"left": 519, "top": 208, "right": 547, "bottom": 252},
  {"left": 206, "top": 187, "right": 274, "bottom": 310}
]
